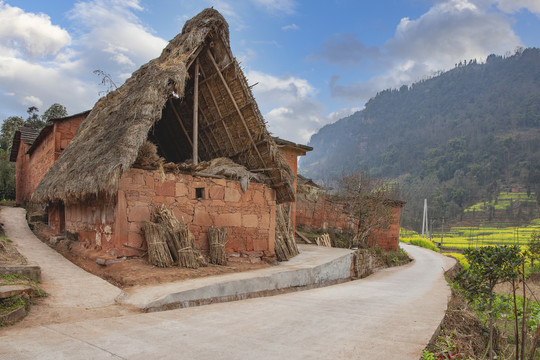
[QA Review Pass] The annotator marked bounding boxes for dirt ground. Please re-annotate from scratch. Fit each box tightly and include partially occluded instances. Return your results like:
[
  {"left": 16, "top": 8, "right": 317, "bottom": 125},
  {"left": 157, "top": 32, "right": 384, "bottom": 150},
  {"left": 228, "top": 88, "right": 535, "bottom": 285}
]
[
  {"left": 33, "top": 224, "right": 271, "bottom": 289},
  {"left": 495, "top": 275, "right": 540, "bottom": 302}
]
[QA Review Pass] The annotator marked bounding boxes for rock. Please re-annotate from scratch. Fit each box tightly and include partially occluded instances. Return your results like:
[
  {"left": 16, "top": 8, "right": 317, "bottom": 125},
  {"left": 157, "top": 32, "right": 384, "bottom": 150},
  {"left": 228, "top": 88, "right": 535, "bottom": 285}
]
[{"left": 96, "top": 257, "right": 126, "bottom": 266}]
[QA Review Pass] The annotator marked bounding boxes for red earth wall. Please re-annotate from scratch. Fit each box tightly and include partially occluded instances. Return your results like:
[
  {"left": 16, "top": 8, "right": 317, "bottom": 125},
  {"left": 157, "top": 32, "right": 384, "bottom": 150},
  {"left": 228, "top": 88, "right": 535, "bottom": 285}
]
[
  {"left": 296, "top": 185, "right": 403, "bottom": 251},
  {"left": 296, "top": 187, "right": 357, "bottom": 232},
  {"left": 14, "top": 114, "right": 85, "bottom": 204},
  {"left": 367, "top": 205, "right": 403, "bottom": 251},
  {"left": 50, "top": 168, "right": 277, "bottom": 258}
]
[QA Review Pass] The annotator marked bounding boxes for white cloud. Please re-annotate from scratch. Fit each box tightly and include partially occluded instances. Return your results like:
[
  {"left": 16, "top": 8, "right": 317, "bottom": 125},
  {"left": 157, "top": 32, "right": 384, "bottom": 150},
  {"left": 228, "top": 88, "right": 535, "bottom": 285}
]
[
  {"left": 282, "top": 23, "right": 299, "bottom": 31},
  {"left": 22, "top": 95, "right": 43, "bottom": 107},
  {"left": 0, "top": 0, "right": 169, "bottom": 118},
  {"left": 253, "top": 0, "right": 296, "bottom": 14},
  {"left": 68, "top": 0, "right": 167, "bottom": 81},
  {"left": 247, "top": 70, "right": 358, "bottom": 144},
  {"left": 496, "top": 0, "right": 540, "bottom": 15},
  {"left": 327, "top": 0, "right": 522, "bottom": 104},
  {"left": 0, "top": 2, "right": 71, "bottom": 59}
]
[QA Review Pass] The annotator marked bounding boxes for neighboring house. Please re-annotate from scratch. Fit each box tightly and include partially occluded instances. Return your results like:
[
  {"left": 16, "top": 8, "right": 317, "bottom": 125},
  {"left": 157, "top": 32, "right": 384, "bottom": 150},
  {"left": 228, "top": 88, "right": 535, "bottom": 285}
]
[
  {"left": 10, "top": 112, "right": 89, "bottom": 205},
  {"left": 29, "top": 9, "right": 298, "bottom": 259},
  {"left": 9, "top": 111, "right": 89, "bottom": 205},
  {"left": 10, "top": 126, "right": 40, "bottom": 204},
  {"left": 295, "top": 176, "right": 405, "bottom": 251}
]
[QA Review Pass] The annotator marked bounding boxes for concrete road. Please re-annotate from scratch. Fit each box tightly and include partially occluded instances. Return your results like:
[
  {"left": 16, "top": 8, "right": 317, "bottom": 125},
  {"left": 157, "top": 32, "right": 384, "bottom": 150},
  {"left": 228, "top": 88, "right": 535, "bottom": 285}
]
[{"left": 1, "top": 244, "right": 454, "bottom": 360}]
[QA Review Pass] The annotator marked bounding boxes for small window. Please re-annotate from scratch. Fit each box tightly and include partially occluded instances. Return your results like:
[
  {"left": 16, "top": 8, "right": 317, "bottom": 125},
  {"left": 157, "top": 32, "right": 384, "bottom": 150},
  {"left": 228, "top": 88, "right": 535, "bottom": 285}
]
[{"left": 195, "top": 187, "right": 205, "bottom": 199}]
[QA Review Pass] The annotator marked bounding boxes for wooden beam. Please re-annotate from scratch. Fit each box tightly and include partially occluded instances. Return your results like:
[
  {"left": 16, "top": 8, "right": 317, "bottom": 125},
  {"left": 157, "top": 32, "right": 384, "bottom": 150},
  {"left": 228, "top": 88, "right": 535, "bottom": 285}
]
[
  {"left": 193, "top": 58, "right": 199, "bottom": 165},
  {"left": 168, "top": 99, "right": 193, "bottom": 148},
  {"left": 197, "top": 107, "right": 221, "bottom": 158},
  {"left": 198, "top": 61, "right": 235, "bottom": 87},
  {"left": 295, "top": 229, "right": 313, "bottom": 244},
  {"left": 206, "top": 49, "right": 266, "bottom": 168},
  {"left": 228, "top": 139, "right": 267, "bottom": 160},
  {"left": 200, "top": 86, "right": 238, "bottom": 154}
]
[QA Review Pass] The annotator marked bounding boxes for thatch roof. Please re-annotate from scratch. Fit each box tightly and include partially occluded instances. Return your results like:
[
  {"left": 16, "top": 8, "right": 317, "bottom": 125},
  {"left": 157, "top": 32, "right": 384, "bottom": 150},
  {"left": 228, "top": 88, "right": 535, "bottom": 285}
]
[
  {"left": 33, "top": 8, "right": 294, "bottom": 205},
  {"left": 9, "top": 126, "right": 40, "bottom": 162}
]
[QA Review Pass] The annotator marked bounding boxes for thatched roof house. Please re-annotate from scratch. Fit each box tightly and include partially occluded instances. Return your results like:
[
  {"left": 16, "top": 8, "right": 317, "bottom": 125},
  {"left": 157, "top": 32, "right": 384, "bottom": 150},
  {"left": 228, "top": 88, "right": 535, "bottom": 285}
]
[{"left": 33, "top": 8, "right": 294, "bottom": 206}]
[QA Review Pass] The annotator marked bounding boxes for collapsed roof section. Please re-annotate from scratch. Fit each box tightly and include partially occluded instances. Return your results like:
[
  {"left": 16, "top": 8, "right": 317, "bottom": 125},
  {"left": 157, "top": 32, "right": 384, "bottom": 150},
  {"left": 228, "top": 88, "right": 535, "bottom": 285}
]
[{"left": 33, "top": 8, "right": 295, "bottom": 205}]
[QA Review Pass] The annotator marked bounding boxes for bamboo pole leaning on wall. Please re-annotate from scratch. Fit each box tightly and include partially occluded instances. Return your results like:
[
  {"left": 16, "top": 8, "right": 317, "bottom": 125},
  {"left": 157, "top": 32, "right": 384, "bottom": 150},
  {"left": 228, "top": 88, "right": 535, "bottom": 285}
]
[{"left": 208, "top": 226, "right": 227, "bottom": 265}]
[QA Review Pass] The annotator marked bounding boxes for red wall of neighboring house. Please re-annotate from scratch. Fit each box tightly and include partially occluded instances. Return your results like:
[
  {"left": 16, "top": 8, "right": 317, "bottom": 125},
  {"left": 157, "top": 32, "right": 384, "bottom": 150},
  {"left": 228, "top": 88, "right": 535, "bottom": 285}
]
[
  {"left": 296, "top": 188, "right": 357, "bottom": 232},
  {"left": 14, "top": 113, "right": 87, "bottom": 205},
  {"left": 295, "top": 183, "right": 404, "bottom": 251},
  {"left": 367, "top": 205, "right": 404, "bottom": 251},
  {"left": 14, "top": 141, "right": 32, "bottom": 204}
]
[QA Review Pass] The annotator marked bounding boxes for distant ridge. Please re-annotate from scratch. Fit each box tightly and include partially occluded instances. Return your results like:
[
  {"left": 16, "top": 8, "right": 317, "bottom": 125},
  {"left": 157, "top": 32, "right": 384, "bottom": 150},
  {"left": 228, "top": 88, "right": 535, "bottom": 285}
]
[{"left": 301, "top": 48, "right": 540, "bottom": 229}]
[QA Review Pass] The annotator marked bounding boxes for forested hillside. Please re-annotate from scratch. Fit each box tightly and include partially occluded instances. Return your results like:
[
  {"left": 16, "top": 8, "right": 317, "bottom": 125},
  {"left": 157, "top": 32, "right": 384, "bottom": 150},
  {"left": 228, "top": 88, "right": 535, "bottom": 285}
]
[{"left": 301, "top": 48, "right": 540, "bottom": 230}]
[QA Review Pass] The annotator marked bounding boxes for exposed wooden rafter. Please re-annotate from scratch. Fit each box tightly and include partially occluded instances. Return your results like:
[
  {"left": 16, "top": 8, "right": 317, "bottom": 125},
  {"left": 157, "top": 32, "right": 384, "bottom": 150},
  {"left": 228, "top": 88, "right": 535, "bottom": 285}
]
[{"left": 206, "top": 49, "right": 266, "bottom": 167}]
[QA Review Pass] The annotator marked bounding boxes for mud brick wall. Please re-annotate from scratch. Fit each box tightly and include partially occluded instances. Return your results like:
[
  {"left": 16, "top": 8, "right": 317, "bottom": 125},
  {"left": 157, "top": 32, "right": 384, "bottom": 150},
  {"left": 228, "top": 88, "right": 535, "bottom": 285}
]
[
  {"left": 15, "top": 114, "right": 86, "bottom": 204},
  {"left": 296, "top": 187, "right": 357, "bottom": 232},
  {"left": 368, "top": 206, "right": 403, "bottom": 251},
  {"left": 14, "top": 142, "right": 32, "bottom": 204},
  {"left": 15, "top": 133, "right": 55, "bottom": 204},
  {"left": 114, "top": 168, "right": 277, "bottom": 257},
  {"left": 53, "top": 115, "right": 83, "bottom": 161}
]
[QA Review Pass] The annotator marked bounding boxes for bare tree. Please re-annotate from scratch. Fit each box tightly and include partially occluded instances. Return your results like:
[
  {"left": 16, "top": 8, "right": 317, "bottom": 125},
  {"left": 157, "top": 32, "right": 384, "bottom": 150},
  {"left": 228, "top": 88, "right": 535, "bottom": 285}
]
[{"left": 335, "top": 171, "right": 400, "bottom": 248}]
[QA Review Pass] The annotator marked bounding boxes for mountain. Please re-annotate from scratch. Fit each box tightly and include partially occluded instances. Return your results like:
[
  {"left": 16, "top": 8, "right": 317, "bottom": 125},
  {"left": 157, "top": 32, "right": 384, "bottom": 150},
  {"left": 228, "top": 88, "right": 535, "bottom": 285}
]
[{"left": 301, "top": 48, "right": 540, "bottom": 230}]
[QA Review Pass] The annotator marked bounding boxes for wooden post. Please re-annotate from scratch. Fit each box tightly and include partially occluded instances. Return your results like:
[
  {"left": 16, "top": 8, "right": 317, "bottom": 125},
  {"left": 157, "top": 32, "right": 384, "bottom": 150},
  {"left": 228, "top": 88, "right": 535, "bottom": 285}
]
[{"left": 193, "top": 58, "right": 199, "bottom": 165}]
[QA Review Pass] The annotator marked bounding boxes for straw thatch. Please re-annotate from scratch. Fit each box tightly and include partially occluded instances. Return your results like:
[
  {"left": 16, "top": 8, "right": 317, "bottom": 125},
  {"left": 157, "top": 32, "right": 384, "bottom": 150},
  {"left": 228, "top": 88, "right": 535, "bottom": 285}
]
[{"left": 33, "top": 8, "right": 294, "bottom": 205}]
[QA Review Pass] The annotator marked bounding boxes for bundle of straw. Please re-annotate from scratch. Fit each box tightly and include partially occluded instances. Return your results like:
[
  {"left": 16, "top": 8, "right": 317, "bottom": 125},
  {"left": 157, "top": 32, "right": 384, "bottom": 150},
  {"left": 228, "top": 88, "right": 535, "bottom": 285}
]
[
  {"left": 208, "top": 226, "right": 227, "bottom": 265},
  {"left": 274, "top": 204, "right": 299, "bottom": 261},
  {"left": 142, "top": 204, "right": 205, "bottom": 268},
  {"left": 315, "top": 233, "right": 332, "bottom": 247},
  {"left": 177, "top": 222, "right": 200, "bottom": 269},
  {"left": 143, "top": 221, "right": 174, "bottom": 267}
]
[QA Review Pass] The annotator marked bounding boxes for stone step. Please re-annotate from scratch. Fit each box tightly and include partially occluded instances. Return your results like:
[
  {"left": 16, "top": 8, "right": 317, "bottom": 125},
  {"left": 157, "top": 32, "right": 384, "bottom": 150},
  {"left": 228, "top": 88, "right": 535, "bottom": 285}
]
[{"left": 0, "top": 285, "right": 34, "bottom": 299}]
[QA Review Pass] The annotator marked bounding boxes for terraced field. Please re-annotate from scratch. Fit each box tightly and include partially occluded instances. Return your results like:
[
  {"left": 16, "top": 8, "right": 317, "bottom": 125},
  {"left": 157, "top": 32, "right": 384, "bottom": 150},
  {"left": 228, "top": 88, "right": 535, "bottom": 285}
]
[{"left": 400, "top": 219, "right": 540, "bottom": 252}]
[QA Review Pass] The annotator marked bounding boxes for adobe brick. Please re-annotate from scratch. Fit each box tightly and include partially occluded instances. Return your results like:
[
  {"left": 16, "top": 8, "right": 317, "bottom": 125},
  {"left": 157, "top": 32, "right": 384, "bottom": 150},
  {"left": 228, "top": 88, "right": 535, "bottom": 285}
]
[
  {"left": 128, "top": 206, "right": 151, "bottom": 222},
  {"left": 242, "top": 214, "right": 258, "bottom": 228},
  {"left": 155, "top": 181, "right": 175, "bottom": 196},
  {"left": 224, "top": 187, "right": 241, "bottom": 202},
  {"left": 175, "top": 182, "right": 189, "bottom": 197},
  {"left": 193, "top": 208, "right": 213, "bottom": 227},
  {"left": 214, "top": 213, "right": 242, "bottom": 227},
  {"left": 209, "top": 186, "right": 225, "bottom": 200}
]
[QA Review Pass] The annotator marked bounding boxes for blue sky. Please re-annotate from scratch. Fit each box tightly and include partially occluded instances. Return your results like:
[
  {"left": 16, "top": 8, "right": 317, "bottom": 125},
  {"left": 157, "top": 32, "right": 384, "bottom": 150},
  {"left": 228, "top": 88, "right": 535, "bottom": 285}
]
[{"left": 1, "top": 0, "right": 540, "bottom": 144}]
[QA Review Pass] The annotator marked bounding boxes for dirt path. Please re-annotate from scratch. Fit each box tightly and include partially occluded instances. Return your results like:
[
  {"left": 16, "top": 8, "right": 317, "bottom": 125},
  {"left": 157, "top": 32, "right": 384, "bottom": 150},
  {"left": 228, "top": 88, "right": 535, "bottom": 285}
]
[
  {"left": 0, "top": 207, "right": 137, "bottom": 331},
  {"left": 0, "top": 244, "right": 455, "bottom": 359}
]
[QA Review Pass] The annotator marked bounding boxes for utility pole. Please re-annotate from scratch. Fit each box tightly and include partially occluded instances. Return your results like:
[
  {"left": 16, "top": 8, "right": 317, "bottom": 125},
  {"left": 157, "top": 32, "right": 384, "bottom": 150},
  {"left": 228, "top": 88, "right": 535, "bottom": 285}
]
[
  {"left": 422, "top": 199, "right": 429, "bottom": 239},
  {"left": 441, "top": 217, "right": 445, "bottom": 247}
]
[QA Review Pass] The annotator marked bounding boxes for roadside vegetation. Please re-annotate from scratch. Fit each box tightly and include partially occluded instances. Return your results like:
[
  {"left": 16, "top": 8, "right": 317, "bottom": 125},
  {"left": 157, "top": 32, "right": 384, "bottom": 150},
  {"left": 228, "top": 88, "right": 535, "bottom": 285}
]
[{"left": 423, "top": 234, "right": 540, "bottom": 359}]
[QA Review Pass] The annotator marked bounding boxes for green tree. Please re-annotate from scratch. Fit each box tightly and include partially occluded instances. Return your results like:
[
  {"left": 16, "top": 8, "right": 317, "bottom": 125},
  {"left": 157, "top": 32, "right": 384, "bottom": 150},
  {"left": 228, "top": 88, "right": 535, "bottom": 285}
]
[
  {"left": 0, "top": 149, "right": 15, "bottom": 199},
  {"left": 528, "top": 231, "right": 540, "bottom": 269},
  {"left": 24, "top": 106, "right": 46, "bottom": 129},
  {"left": 0, "top": 116, "right": 24, "bottom": 151},
  {"left": 457, "top": 245, "right": 522, "bottom": 360},
  {"left": 42, "top": 103, "right": 67, "bottom": 122}
]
